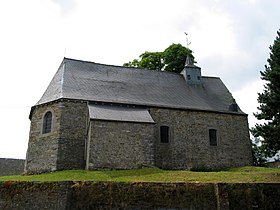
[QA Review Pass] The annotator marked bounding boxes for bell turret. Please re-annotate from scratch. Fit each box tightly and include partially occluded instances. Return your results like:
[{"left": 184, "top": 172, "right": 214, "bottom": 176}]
[{"left": 181, "top": 55, "right": 202, "bottom": 85}]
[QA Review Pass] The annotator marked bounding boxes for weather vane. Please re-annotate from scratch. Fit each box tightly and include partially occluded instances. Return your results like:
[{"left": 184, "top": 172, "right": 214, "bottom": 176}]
[
  {"left": 184, "top": 32, "right": 191, "bottom": 49},
  {"left": 184, "top": 32, "right": 193, "bottom": 65}
]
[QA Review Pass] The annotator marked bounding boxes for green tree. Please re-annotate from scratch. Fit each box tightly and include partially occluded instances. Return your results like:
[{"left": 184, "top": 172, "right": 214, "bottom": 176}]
[
  {"left": 123, "top": 43, "right": 194, "bottom": 73},
  {"left": 251, "top": 30, "right": 280, "bottom": 158},
  {"left": 163, "top": 43, "right": 194, "bottom": 73},
  {"left": 124, "top": 51, "right": 164, "bottom": 70},
  {"left": 251, "top": 137, "right": 267, "bottom": 166},
  {"left": 123, "top": 59, "right": 140, "bottom": 68},
  {"left": 138, "top": 51, "right": 164, "bottom": 70}
]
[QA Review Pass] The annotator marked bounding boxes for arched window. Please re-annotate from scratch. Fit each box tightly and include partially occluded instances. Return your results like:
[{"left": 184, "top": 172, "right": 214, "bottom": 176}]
[
  {"left": 160, "top": 126, "right": 169, "bottom": 143},
  {"left": 42, "top": 111, "right": 52, "bottom": 134}
]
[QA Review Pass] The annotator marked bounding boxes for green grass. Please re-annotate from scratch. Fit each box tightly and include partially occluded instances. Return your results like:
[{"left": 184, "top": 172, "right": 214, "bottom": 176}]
[{"left": 0, "top": 166, "right": 279, "bottom": 183}]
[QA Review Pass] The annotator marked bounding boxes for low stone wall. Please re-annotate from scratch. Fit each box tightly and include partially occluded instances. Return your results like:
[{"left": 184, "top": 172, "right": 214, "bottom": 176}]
[
  {"left": 0, "top": 181, "right": 68, "bottom": 209},
  {"left": 0, "top": 181, "right": 279, "bottom": 210},
  {"left": 0, "top": 158, "right": 25, "bottom": 176}
]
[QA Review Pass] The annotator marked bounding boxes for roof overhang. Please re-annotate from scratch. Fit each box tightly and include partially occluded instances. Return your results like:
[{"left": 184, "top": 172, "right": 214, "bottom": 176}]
[{"left": 88, "top": 104, "right": 155, "bottom": 124}]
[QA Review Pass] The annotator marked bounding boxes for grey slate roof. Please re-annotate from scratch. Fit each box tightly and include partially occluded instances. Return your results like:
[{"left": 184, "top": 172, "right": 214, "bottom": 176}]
[
  {"left": 36, "top": 57, "right": 245, "bottom": 114},
  {"left": 88, "top": 104, "right": 155, "bottom": 123}
]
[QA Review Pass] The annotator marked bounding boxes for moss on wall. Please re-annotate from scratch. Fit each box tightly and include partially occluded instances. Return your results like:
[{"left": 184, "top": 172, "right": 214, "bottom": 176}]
[{"left": 0, "top": 181, "right": 279, "bottom": 210}]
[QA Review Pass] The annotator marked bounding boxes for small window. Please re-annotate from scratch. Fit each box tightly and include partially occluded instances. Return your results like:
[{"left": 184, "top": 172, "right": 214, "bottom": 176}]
[
  {"left": 42, "top": 111, "right": 52, "bottom": 134},
  {"left": 160, "top": 126, "right": 169, "bottom": 143},
  {"left": 187, "top": 75, "right": 191, "bottom": 80},
  {"left": 209, "top": 129, "right": 217, "bottom": 146},
  {"left": 197, "top": 76, "right": 201, "bottom": 80}
]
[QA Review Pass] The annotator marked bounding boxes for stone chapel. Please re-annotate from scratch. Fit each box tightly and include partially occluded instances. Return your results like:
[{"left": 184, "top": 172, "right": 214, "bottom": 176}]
[{"left": 24, "top": 57, "right": 252, "bottom": 174}]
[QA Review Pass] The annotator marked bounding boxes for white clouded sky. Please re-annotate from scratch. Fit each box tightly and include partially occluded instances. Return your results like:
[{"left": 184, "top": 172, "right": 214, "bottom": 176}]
[{"left": 0, "top": 0, "right": 279, "bottom": 159}]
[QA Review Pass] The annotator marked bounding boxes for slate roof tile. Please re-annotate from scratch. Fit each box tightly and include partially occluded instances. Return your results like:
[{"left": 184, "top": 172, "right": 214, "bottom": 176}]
[
  {"left": 36, "top": 57, "right": 244, "bottom": 114},
  {"left": 88, "top": 104, "right": 155, "bottom": 123}
]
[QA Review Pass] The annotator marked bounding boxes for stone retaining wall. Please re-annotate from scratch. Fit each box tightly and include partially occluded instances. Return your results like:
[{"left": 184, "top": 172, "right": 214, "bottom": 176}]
[
  {"left": 0, "top": 158, "right": 25, "bottom": 176},
  {"left": 0, "top": 181, "right": 279, "bottom": 210}
]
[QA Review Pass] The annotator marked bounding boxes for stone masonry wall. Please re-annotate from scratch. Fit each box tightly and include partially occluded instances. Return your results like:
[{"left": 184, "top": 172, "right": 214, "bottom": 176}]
[
  {"left": 25, "top": 99, "right": 252, "bottom": 173},
  {"left": 0, "top": 158, "right": 25, "bottom": 176},
  {"left": 150, "top": 108, "right": 252, "bottom": 170},
  {"left": 25, "top": 100, "right": 89, "bottom": 174},
  {"left": 25, "top": 102, "right": 62, "bottom": 174},
  {"left": 87, "top": 120, "right": 155, "bottom": 169},
  {"left": 1, "top": 181, "right": 279, "bottom": 210},
  {"left": 57, "top": 100, "right": 89, "bottom": 170},
  {"left": 0, "top": 182, "right": 69, "bottom": 209}
]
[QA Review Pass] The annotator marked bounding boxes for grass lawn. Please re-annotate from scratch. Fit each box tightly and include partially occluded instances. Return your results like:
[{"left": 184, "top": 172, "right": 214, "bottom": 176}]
[{"left": 0, "top": 166, "right": 279, "bottom": 183}]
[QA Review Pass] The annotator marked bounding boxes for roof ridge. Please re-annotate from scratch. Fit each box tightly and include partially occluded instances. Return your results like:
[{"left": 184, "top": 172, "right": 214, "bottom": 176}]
[
  {"left": 63, "top": 57, "right": 183, "bottom": 77},
  {"left": 64, "top": 57, "right": 95, "bottom": 64},
  {"left": 202, "top": 76, "right": 220, "bottom": 79},
  {"left": 60, "top": 59, "right": 67, "bottom": 99}
]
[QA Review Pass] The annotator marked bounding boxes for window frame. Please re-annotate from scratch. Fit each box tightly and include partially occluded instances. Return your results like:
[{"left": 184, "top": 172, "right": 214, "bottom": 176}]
[
  {"left": 42, "top": 111, "right": 53, "bottom": 134},
  {"left": 209, "top": 128, "right": 218, "bottom": 146}
]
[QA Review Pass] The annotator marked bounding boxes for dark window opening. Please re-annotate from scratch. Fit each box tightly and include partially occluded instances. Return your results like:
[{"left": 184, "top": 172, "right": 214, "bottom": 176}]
[
  {"left": 187, "top": 75, "right": 191, "bottom": 80},
  {"left": 209, "top": 129, "right": 217, "bottom": 146},
  {"left": 43, "top": 111, "right": 52, "bottom": 134},
  {"left": 197, "top": 76, "right": 201, "bottom": 80},
  {"left": 160, "top": 126, "right": 169, "bottom": 143}
]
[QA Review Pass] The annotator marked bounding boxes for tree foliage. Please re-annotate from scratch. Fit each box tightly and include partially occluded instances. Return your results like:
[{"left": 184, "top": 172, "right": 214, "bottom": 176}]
[
  {"left": 123, "top": 43, "right": 195, "bottom": 73},
  {"left": 139, "top": 51, "right": 164, "bottom": 70},
  {"left": 163, "top": 43, "right": 194, "bottom": 73},
  {"left": 123, "top": 59, "right": 140, "bottom": 68},
  {"left": 251, "top": 138, "right": 267, "bottom": 166},
  {"left": 251, "top": 30, "right": 280, "bottom": 158}
]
